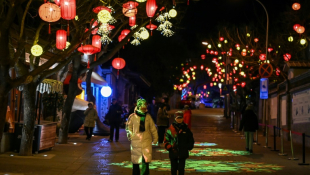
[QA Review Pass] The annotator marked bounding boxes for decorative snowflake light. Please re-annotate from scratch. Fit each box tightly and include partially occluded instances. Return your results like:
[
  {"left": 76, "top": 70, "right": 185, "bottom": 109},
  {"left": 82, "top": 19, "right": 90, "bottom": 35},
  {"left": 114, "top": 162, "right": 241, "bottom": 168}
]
[
  {"left": 162, "top": 29, "right": 174, "bottom": 37},
  {"left": 98, "top": 23, "right": 110, "bottom": 35},
  {"left": 101, "top": 34, "right": 112, "bottom": 44},
  {"left": 131, "top": 38, "right": 141, "bottom": 46}
]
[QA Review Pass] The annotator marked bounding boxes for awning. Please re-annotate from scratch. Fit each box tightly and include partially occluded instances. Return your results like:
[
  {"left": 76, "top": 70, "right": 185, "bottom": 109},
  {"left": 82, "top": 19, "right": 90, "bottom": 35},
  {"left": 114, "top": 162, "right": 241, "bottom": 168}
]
[{"left": 81, "top": 72, "right": 108, "bottom": 86}]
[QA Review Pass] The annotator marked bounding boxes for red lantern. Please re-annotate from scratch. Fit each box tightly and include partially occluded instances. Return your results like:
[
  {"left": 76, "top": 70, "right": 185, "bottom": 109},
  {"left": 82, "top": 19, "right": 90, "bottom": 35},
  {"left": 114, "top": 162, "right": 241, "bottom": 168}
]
[
  {"left": 241, "top": 52, "right": 247, "bottom": 56},
  {"left": 112, "top": 58, "right": 126, "bottom": 70},
  {"left": 276, "top": 68, "right": 281, "bottom": 76},
  {"left": 92, "top": 6, "right": 111, "bottom": 13},
  {"left": 39, "top": 2, "right": 61, "bottom": 22},
  {"left": 56, "top": 29, "right": 67, "bottom": 50},
  {"left": 292, "top": 3, "right": 301, "bottom": 10},
  {"left": 210, "top": 83, "right": 213, "bottom": 87},
  {"left": 283, "top": 53, "right": 291, "bottom": 61},
  {"left": 214, "top": 51, "right": 218, "bottom": 55},
  {"left": 259, "top": 53, "right": 266, "bottom": 61},
  {"left": 92, "top": 35, "right": 101, "bottom": 51},
  {"left": 235, "top": 44, "right": 240, "bottom": 48},
  {"left": 293, "top": 24, "right": 300, "bottom": 31},
  {"left": 250, "top": 49, "right": 255, "bottom": 53},
  {"left": 254, "top": 38, "right": 259, "bottom": 42},
  {"left": 219, "top": 37, "right": 224, "bottom": 41},
  {"left": 146, "top": 23, "right": 157, "bottom": 36},
  {"left": 91, "top": 28, "right": 98, "bottom": 35},
  {"left": 146, "top": 0, "right": 158, "bottom": 18},
  {"left": 54, "top": 0, "right": 60, "bottom": 6},
  {"left": 233, "top": 85, "right": 237, "bottom": 90},
  {"left": 129, "top": 16, "right": 136, "bottom": 26},
  {"left": 296, "top": 26, "right": 305, "bottom": 34},
  {"left": 121, "top": 29, "right": 131, "bottom": 36},
  {"left": 201, "top": 54, "right": 205, "bottom": 60},
  {"left": 203, "top": 85, "right": 207, "bottom": 89},
  {"left": 118, "top": 35, "right": 126, "bottom": 42},
  {"left": 234, "top": 78, "right": 238, "bottom": 82},
  {"left": 60, "top": 0, "right": 76, "bottom": 20},
  {"left": 210, "top": 50, "right": 214, "bottom": 54},
  {"left": 122, "top": 1, "right": 139, "bottom": 17},
  {"left": 193, "top": 66, "right": 197, "bottom": 69},
  {"left": 241, "top": 82, "right": 246, "bottom": 88},
  {"left": 78, "top": 45, "right": 100, "bottom": 55},
  {"left": 108, "top": 25, "right": 115, "bottom": 31},
  {"left": 200, "top": 65, "right": 204, "bottom": 70},
  {"left": 268, "top": 47, "right": 273, "bottom": 52}
]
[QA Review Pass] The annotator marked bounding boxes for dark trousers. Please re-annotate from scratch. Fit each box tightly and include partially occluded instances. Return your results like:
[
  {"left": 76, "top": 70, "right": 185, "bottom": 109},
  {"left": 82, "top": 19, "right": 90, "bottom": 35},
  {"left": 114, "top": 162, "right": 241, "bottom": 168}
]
[
  {"left": 84, "top": 127, "right": 93, "bottom": 139},
  {"left": 110, "top": 122, "right": 120, "bottom": 141},
  {"left": 158, "top": 126, "right": 166, "bottom": 144},
  {"left": 170, "top": 158, "right": 186, "bottom": 175},
  {"left": 132, "top": 156, "right": 149, "bottom": 175}
]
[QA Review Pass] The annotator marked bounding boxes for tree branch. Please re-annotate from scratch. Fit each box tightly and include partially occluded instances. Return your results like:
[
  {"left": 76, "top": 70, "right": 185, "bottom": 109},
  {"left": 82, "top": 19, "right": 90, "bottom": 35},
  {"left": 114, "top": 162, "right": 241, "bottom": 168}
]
[{"left": 19, "top": 0, "right": 33, "bottom": 39}]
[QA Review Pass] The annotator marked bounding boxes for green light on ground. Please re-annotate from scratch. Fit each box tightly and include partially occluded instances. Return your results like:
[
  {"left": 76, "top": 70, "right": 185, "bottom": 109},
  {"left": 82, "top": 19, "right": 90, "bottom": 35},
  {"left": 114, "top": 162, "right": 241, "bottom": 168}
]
[
  {"left": 109, "top": 159, "right": 283, "bottom": 173},
  {"left": 194, "top": 142, "right": 217, "bottom": 147},
  {"left": 157, "top": 148, "right": 251, "bottom": 156}
]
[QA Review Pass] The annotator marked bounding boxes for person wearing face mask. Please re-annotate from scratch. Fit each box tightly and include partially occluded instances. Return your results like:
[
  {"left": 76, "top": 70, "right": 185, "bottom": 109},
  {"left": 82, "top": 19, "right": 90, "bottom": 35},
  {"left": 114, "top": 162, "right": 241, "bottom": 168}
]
[
  {"left": 126, "top": 98, "right": 158, "bottom": 175},
  {"left": 164, "top": 111, "right": 195, "bottom": 175}
]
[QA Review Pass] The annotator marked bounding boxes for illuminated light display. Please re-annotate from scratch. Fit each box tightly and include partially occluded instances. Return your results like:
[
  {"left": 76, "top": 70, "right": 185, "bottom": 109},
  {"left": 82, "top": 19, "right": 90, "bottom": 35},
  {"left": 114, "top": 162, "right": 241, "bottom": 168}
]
[
  {"left": 100, "top": 86, "right": 112, "bottom": 97},
  {"left": 109, "top": 159, "right": 283, "bottom": 173}
]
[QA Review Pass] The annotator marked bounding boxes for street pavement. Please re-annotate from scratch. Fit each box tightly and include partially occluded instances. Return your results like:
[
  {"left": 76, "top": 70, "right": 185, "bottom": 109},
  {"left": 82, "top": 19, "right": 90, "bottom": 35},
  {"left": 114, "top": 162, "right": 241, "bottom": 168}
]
[{"left": 0, "top": 108, "right": 310, "bottom": 175}]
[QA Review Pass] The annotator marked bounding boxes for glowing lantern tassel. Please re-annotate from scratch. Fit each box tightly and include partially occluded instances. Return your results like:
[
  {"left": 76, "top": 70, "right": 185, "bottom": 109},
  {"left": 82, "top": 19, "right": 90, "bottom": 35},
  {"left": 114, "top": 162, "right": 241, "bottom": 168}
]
[
  {"left": 49, "top": 23, "right": 51, "bottom": 34},
  {"left": 87, "top": 60, "right": 90, "bottom": 69}
]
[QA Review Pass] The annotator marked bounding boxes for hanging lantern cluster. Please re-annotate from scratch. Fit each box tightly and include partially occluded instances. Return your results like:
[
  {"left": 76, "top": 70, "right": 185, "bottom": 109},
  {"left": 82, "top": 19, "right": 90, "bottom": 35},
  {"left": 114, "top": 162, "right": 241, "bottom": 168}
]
[
  {"left": 131, "top": 27, "right": 149, "bottom": 46},
  {"left": 156, "top": 13, "right": 174, "bottom": 37}
]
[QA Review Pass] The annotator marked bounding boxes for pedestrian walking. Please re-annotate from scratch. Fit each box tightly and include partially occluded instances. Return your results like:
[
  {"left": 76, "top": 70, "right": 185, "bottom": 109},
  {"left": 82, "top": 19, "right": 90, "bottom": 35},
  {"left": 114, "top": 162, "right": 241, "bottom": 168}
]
[
  {"left": 106, "top": 98, "right": 123, "bottom": 142},
  {"left": 84, "top": 102, "right": 98, "bottom": 140},
  {"left": 239, "top": 101, "right": 258, "bottom": 153},
  {"left": 147, "top": 98, "right": 158, "bottom": 124},
  {"left": 183, "top": 105, "right": 192, "bottom": 130},
  {"left": 164, "top": 111, "right": 195, "bottom": 175},
  {"left": 157, "top": 97, "right": 170, "bottom": 146},
  {"left": 126, "top": 98, "right": 158, "bottom": 175}
]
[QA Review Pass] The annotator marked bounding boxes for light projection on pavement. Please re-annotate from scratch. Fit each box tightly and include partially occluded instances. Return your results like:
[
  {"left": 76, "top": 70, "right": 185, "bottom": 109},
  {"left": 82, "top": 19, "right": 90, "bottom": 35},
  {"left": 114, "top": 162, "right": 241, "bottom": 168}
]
[
  {"left": 156, "top": 148, "right": 251, "bottom": 156},
  {"left": 194, "top": 142, "right": 217, "bottom": 147},
  {"left": 109, "top": 159, "right": 283, "bottom": 173}
]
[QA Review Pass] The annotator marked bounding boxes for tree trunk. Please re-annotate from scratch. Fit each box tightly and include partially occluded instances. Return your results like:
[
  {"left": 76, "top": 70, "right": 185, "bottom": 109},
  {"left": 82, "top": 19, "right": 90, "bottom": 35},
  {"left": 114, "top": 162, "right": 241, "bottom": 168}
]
[
  {"left": 58, "top": 56, "right": 81, "bottom": 144},
  {"left": 86, "top": 68, "right": 95, "bottom": 103},
  {"left": 19, "top": 82, "right": 36, "bottom": 156}
]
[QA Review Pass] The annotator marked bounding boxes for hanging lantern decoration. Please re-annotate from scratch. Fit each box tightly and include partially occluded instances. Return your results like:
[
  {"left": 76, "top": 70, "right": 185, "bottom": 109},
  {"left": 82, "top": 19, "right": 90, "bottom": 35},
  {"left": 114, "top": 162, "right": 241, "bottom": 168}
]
[
  {"left": 283, "top": 53, "right": 291, "bottom": 61},
  {"left": 292, "top": 3, "right": 301, "bottom": 10},
  {"left": 146, "top": 23, "right": 157, "bottom": 36},
  {"left": 129, "top": 16, "right": 136, "bottom": 26},
  {"left": 203, "top": 85, "right": 207, "bottom": 89},
  {"left": 219, "top": 37, "right": 224, "bottom": 42},
  {"left": 56, "top": 29, "right": 67, "bottom": 50},
  {"left": 31, "top": 45, "right": 43, "bottom": 57},
  {"left": 121, "top": 29, "right": 131, "bottom": 36},
  {"left": 214, "top": 51, "right": 218, "bottom": 55},
  {"left": 254, "top": 38, "right": 259, "bottom": 42},
  {"left": 200, "top": 65, "right": 204, "bottom": 70},
  {"left": 276, "top": 68, "right": 281, "bottom": 76},
  {"left": 77, "top": 45, "right": 100, "bottom": 55},
  {"left": 267, "top": 47, "right": 273, "bottom": 53},
  {"left": 259, "top": 53, "right": 266, "bottom": 61},
  {"left": 288, "top": 36, "right": 293, "bottom": 42},
  {"left": 296, "top": 26, "right": 305, "bottom": 34},
  {"left": 112, "top": 57, "right": 126, "bottom": 78},
  {"left": 169, "top": 9, "right": 177, "bottom": 18},
  {"left": 118, "top": 35, "right": 126, "bottom": 42},
  {"left": 241, "top": 51, "right": 247, "bottom": 56},
  {"left": 98, "top": 9, "right": 112, "bottom": 23},
  {"left": 146, "top": 0, "right": 158, "bottom": 18},
  {"left": 293, "top": 24, "right": 300, "bottom": 31},
  {"left": 60, "top": 0, "right": 76, "bottom": 36},
  {"left": 300, "top": 38, "right": 307, "bottom": 45},
  {"left": 122, "top": 1, "right": 139, "bottom": 17},
  {"left": 60, "top": 0, "right": 76, "bottom": 20},
  {"left": 92, "top": 35, "right": 102, "bottom": 51},
  {"left": 201, "top": 54, "right": 206, "bottom": 60},
  {"left": 108, "top": 25, "right": 115, "bottom": 31},
  {"left": 38, "top": 2, "right": 61, "bottom": 34},
  {"left": 233, "top": 85, "right": 237, "bottom": 90},
  {"left": 54, "top": 0, "right": 60, "bottom": 6},
  {"left": 92, "top": 6, "right": 111, "bottom": 13},
  {"left": 65, "top": 41, "right": 70, "bottom": 49},
  {"left": 241, "top": 82, "right": 246, "bottom": 88}
]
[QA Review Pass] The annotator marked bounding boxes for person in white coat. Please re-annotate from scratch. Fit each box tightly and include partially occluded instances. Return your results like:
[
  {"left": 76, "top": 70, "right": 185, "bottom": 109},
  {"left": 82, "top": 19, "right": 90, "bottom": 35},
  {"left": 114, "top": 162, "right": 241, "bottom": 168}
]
[
  {"left": 126, "top": 98, "right": 158, "bottom": 175},
  {"left": 84, "top": 102, "right": 98, "bottom": 140}
]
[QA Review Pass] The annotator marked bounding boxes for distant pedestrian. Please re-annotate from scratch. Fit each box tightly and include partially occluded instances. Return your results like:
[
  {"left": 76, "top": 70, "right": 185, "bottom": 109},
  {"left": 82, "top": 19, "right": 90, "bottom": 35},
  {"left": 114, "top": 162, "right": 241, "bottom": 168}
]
[
  {"left": 183, "top": 105, "right": 192, "bottom": 129},
  {"left": 106, "top": 98, "right": 123, "bottom": 142},
  {"left": 157, "top": 97, "right": 170, "bottom": 145},
  {"left": 128, "top": 100, "right": 137, "bottom": 116},
  {"left": 239, "top": 102, "right": 258, "bottom": 153},
  {"left": 164, "top": 111, "right": 195, "bottom": 175},
  {"left": 147, "top": 98, "right": 158, "bottom": 123},
  {"left": 126, "top": 98, "right": 158, "bottom": 175},
  {"left": 84, "top": 102, "right": 98, "bottom": 140}
]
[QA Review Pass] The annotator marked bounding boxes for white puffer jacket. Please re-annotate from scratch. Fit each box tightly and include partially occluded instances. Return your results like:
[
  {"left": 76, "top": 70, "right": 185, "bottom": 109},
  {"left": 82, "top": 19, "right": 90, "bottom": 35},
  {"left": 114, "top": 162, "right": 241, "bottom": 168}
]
[{"left": 126, "top": 112, "right": 158, "bottom": 164}]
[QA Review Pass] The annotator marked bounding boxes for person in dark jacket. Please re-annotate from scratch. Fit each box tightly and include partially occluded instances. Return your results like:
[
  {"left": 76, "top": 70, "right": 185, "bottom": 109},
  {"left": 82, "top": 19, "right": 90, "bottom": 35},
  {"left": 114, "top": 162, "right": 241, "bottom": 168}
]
[
  {"left": 157, "top": 97, "right": 170, "bottom": 145},
  {"left": 106, "top": 98, "right": 123, "bottom": 142},
  {"left": 239, "top": 102, "right": 258, "bottom": 153},
  {"left": 164, "top": 111, "right": 195, "bottom": 175},
  {"left": 147, "top": 98, "right": 158, "bottom": 124}
]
